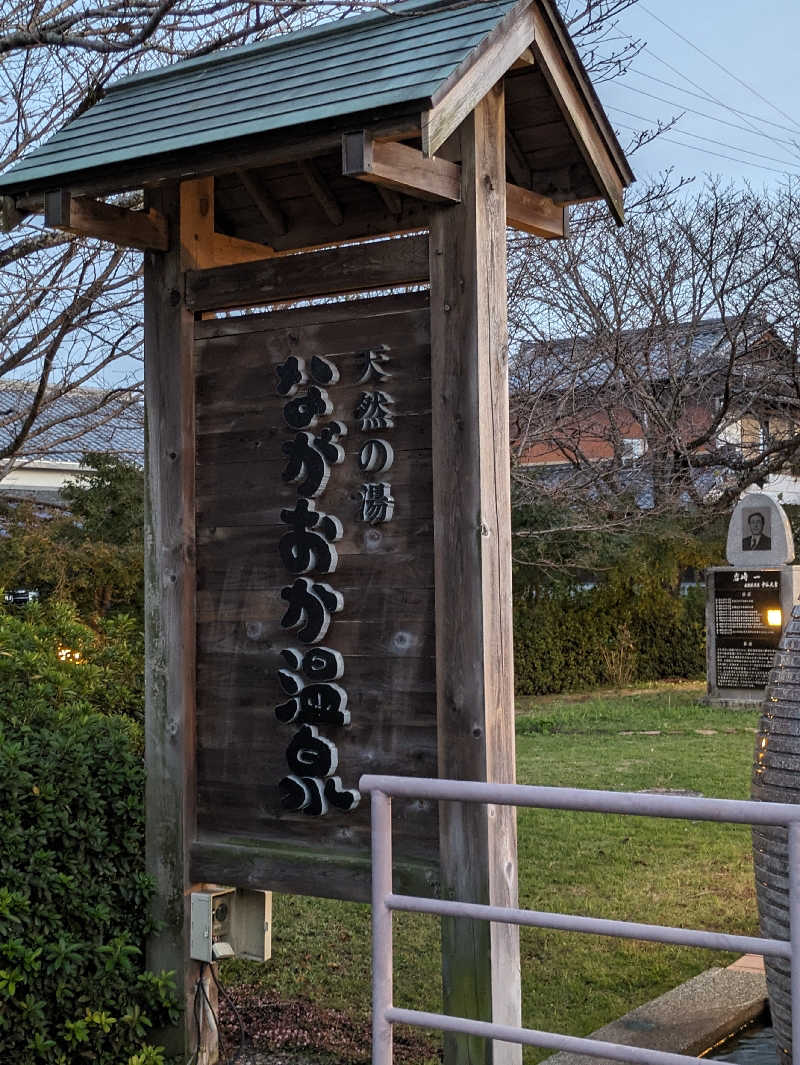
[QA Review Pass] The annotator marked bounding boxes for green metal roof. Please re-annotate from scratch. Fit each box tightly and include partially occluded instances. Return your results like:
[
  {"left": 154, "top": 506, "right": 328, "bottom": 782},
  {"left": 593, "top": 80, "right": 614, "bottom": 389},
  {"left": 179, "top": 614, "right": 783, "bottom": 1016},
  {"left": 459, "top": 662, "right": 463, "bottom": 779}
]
[{"left": 0, "top": 0, "right": 520, "bottom": 194}]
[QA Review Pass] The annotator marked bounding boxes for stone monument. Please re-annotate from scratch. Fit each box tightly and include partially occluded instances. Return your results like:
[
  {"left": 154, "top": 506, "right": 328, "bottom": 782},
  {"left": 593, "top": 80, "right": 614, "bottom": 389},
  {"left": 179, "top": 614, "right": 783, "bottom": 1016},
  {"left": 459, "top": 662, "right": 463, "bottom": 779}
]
[{"left": 706, "top": 493, "right": 799, "bottom": 706}]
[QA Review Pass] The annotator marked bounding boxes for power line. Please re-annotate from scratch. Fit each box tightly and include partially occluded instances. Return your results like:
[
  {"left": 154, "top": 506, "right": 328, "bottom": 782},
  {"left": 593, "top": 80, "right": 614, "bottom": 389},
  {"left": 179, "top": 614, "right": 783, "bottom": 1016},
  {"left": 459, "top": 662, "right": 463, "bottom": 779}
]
[
  {"left": 640, "top": 3, "right": 800, "bottom": 134},
  {"left": 629, "top": 64, "right": 800, "bottom": 143},
  {"left": 612, "top": 81, "right": 800, "bottom": 158},
  {"left": 608, "top": 106, "right": 800, "bottom": 171},
  {"left": 613, "top": 121, "right": 800, "bottom": 178},
  {"left": 639, "top": 44, "right": 798, "bottom": 160}
]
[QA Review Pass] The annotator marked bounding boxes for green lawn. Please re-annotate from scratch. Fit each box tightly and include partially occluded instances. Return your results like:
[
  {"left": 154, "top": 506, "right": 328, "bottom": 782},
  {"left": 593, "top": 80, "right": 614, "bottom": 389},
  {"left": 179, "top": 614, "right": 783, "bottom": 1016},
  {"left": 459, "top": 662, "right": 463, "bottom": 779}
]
[{"left": 222, "top": 686, "right": 762, "bottom": 1063}]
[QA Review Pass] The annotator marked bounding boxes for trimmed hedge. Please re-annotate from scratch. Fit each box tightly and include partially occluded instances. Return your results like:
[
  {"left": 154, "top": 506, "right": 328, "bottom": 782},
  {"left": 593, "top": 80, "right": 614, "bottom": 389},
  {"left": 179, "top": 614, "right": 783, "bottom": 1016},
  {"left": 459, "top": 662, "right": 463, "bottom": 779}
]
[
  {"left": 0, "top": 601, "right": 174, "bottom": 1063},
  {"left": 0, "top": 708, "right": 178, "bottom": 1064},
  {"left": 0, "top": 600, "right": 144, "bottom": 722},
  {"left": 514, "top": 581, "right": 705, "bottom": 695}
]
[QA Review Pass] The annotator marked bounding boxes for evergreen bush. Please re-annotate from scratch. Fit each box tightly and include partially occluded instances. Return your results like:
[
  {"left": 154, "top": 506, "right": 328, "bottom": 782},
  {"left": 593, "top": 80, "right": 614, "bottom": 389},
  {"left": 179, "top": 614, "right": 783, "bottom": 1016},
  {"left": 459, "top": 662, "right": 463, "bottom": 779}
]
[
  {"left": 0, "top": 600, "right": 143, "bottom": 722},
  {"left": 0, "top": 707, "right": 177, "bottom": 1063}
]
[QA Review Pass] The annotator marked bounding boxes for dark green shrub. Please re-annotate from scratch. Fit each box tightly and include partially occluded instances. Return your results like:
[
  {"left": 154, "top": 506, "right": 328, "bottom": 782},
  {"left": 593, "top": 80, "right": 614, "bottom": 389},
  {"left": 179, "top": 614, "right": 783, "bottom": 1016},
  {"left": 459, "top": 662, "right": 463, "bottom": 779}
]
[
  {"left": 0, "top": 707, "right": 177, "bottom": 1064},
  {"left": 513, "top": 581, "right": 706, "bottom": 696},
  {"left": 0, "top": 600, "right": 143, "bottom": 722}
]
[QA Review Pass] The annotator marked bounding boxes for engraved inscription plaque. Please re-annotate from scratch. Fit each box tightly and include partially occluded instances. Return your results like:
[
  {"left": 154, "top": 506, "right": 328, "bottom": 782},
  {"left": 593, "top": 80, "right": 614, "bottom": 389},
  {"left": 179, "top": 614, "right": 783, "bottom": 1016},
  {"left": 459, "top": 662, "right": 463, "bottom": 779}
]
[{"left": 714, "top": 569, "right": 782, "bottom": 689}]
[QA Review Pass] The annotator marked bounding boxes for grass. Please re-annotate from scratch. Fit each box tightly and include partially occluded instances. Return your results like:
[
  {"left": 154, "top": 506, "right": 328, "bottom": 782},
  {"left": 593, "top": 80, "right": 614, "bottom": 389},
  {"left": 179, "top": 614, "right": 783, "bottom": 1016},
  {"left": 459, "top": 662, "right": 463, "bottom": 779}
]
[{"left": 222, "top": 686, "right": 762, "bottom": 1063}]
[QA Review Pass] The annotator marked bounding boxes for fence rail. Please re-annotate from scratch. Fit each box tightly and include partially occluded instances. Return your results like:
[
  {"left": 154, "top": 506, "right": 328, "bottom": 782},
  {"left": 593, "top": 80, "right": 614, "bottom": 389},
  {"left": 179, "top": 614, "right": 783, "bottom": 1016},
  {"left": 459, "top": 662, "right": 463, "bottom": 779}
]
[{"left": 359, "top": 774, "right": 800, "bottom": 1065}]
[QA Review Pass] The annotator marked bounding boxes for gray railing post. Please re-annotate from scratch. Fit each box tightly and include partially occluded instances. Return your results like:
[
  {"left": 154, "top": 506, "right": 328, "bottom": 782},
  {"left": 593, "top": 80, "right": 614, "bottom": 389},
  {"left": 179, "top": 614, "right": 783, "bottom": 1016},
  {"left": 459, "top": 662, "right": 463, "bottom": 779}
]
[
  {"left": 372, "top": 789, "right": 394, "bottom": 1065},
  {"left": 362, "top": 775, "right": 800, "bottom": 1065},
  {"left": 790, "top": 821, "right": 800, "bottom": 1065}
]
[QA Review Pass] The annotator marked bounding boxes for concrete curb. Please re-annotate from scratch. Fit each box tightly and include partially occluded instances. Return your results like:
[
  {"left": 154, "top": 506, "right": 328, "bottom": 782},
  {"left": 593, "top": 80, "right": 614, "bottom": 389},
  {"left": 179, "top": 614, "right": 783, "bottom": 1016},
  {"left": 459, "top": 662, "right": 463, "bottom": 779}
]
[{"left": 542, "top": 959, "right": 767, "bottom": 1065}]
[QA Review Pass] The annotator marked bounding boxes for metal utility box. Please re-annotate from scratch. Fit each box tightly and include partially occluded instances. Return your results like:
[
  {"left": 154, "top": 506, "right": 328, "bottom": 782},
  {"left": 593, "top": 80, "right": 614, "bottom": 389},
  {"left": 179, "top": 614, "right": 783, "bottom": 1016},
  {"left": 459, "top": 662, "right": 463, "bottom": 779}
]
[{"left": 190, "top": 888, "right": 272, "bottom": 963}]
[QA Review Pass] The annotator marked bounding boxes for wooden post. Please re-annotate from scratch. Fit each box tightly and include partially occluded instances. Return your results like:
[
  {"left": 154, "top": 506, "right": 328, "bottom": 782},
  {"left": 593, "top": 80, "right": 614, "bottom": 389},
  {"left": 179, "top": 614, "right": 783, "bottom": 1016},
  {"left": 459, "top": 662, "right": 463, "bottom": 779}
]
[
  {"left": 429, "top": 84, "right": 522, "bottom": 1065},
  {"left": 143, "top": 183, "right": 214, "bottom": 1062}
]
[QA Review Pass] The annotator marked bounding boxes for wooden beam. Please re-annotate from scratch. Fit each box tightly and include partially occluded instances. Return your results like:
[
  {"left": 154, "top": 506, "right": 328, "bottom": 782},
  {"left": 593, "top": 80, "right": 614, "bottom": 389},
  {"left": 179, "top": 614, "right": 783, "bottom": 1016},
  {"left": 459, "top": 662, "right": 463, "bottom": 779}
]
[
  {"left": 376, "top": 184, "right": 403, "bottom": 217},
  {"left": 0, "top": 195, "right": 24, "bottom": 231},
  {"left": 185, "top": 232, "right": 429, "bottom": 313},
  {"left": 429, "top": 84, "right": 521, "bottom": 1065},
  {"left": 43, "top": 188, "right": 169, "bottom": 251},
  {"left": 179, "top": 177, "right": 274, "bottom": 269},
  {"left": 23, "top": 114, "right": 422, "bottom": 202},
  {"left": 506, "top": 182, "right": 568, "bottom": 238},
  {"left": 143, "top": 183, "right": 214, "bottom": 1062},
  {"left": 236, "top": 168, "right": 288, "bottom": 236},
  {"left": 421, "top": 1, "right": 536, "bottom": 157},
  {"left": 299, "top": 158, "right": 344, "bottom": 226},
  {"left": 505, "top": 126, "right": 532, "bottom": 189},
  {"left": 343, "top": 133, "right": 461, "bottom": 203},
  {"left": 531, "top": 6, "right": 625, "bottom": 223},
  {"left": 510, "top": 47, "right": 535, "bottom": 70},
  {"left": 343, "top": 133, "right": 566, "bottom": 237}
]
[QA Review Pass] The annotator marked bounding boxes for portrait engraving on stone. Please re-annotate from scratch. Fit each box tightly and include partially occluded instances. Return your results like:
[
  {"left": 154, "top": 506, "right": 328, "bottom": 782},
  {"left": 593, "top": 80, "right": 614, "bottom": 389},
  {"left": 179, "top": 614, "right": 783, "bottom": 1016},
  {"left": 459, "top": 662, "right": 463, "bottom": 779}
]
[
  {"left": 725, "top": 492, "right": 795, "bottom": 567},
  {"left": 742, "top": 510, "right": 772, "bottom": 552}
]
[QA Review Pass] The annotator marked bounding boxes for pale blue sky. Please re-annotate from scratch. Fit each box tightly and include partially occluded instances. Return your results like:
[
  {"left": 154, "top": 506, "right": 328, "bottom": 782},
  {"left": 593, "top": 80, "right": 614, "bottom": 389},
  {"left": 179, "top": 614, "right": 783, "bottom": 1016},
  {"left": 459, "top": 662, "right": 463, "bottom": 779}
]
[{"left": 595, "top": 0, "right": 800, "bottom": 189}]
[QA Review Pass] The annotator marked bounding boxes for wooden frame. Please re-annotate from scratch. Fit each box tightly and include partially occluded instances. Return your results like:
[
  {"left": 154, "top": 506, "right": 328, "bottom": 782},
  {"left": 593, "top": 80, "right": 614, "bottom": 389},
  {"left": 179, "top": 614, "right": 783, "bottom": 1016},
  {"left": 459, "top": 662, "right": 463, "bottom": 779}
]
[
  {"left": 531, "top": 6, "right": 625, "bottom": 222},
  {"left": 143, "top": 183, "right": 214, "bottom": 1061},
  {"left": 44, "top": 188, "right": 168, "bottom": 251},
  {"left": 179, "top": 177, "right": 275, "bottom": 269},
  {"left": 343, "top": 132, "right": 568, "bottom": 239},
  {"left": 421, "top": 0, "right": 537, "bottom": 157},
  {"left": 429, "top": 85, "right": 522, "bottom": 1065}
]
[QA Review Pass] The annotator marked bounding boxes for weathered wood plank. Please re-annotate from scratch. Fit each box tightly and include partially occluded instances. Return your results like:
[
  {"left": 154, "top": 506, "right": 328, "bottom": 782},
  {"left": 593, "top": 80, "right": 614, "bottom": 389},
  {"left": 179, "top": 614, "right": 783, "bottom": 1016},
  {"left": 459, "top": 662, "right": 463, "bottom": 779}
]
[
  {"left": 192, "top": 289, "right": 439, "bottom": 898},
  {"left": 531, "top": 7, "right": 625, "bottom": 222},
  {"left": 180, "top": 176, "right": 275, "bottom": 269},
  {"left": 68, "top": 113, "right": 422, "bottom": 198},
  {"left": 193, "top": 289, "right": 430, "bottom": 341},
  {"left": 44, "top": 188, "right": 169, "bottom": 251},
  {"left": 343, "top": 133, "right": 461, "bottom": 203},
  {"left": 197, "top": 617, "right": 436, "bottom": 658},
  {"left": 299, "top": 158, "right": 344, "bottom": 225},
  {"left": 185, "top": 233, "right": 429, "bottom": 312},
  {"left": 190, "top": 837, "right": 439, "bottom": 903},
  {"left": 506, "top": 181, "right": 567, "bottom": 238},
  {"left": 217, "top": 164, "right": 432, "bottom": 255},
  {"left": 143, "top": 184, "right": 207, "bottom": 1060},
  {"left": 421, "top": 0, "right": 536, "bottom": 157},
  {"left": 429, "top": 87, "right": 521, "bottom": 1065}
]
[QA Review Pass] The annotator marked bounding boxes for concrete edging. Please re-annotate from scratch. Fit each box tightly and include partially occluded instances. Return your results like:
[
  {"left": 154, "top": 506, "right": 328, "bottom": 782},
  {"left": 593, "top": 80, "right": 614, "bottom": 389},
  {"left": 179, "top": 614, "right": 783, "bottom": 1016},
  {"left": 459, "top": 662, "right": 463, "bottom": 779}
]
[{"left": 542, "top": 958, "right": 767, "bottom": 1065}]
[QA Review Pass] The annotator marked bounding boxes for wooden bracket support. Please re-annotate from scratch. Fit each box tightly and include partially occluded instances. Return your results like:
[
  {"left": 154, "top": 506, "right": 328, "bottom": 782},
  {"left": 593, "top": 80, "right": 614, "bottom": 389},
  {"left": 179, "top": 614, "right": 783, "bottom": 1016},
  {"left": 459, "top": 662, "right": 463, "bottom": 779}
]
[
  {"left": 343, "top": 133, "right": 461, "bottom": 203},
  {"left": 298, "top": 159, "right": 344, "bottom": 226},
  {"left": 0, "top": 195, "right": 25, "bottom": 232},
  {"left": 342, "top": 132, "right": 568, "bottom": 239},
  {"left": 179, "top": 177, "right": 275, "bottom": 270},
  {"left": 44, "top": 188, "right": 169, "bottom": 251},
  {"left": 236, "top": 168, "right": 288, "bottom": 236}
]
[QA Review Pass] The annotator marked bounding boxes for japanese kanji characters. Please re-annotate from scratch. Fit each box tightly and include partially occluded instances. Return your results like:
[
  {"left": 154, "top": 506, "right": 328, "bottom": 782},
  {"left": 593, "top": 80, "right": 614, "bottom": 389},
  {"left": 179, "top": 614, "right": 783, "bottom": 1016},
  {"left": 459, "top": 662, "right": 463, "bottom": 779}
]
[
  {"left": 356, "top": 345, "right": 391, "bottom": 383},
  {"left": 354, "top": 390, "right": 394, "bottom": 431},
  {"left": 359, "top": 482, "right": 395, "bottom": 524}
]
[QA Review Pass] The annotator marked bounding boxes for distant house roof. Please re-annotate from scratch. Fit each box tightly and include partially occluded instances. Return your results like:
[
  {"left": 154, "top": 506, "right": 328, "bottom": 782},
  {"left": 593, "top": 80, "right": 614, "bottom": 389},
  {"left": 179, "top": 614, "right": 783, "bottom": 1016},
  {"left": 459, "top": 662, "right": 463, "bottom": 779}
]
[
  {"left": 0, "top": 384, "right": 143, "bottom": 467},
  {"left": 517, "top": 318, "right": 789, "bottom": 393},
  {"left": 0, "top": 0, "right": 632, "bottom": 215}
]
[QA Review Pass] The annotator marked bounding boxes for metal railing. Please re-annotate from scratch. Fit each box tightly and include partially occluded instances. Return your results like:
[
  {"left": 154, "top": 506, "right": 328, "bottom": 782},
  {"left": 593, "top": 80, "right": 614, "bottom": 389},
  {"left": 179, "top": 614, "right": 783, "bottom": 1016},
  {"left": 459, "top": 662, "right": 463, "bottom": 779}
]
[{"left": 359, "top": 774, "right": 800, "bottom": 1065}]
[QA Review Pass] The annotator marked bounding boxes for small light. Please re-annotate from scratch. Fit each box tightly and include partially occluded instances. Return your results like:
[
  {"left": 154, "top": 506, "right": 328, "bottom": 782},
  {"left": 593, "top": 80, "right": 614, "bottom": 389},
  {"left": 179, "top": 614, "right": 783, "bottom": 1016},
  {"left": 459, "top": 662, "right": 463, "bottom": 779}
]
[
  {"left": 767, "top": 609, "right": 783, "bottom": 626},
  {"left": 57, "top": 646, "right": 83, "bottom": 663}
]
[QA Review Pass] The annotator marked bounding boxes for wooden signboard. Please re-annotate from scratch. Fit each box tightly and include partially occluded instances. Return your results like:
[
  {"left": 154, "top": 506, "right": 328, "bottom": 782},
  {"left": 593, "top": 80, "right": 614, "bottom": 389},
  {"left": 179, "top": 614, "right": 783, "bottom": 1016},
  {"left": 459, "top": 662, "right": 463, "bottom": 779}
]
[{"left": 191, "top": 290, "right": 439, "bottom": 901}]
